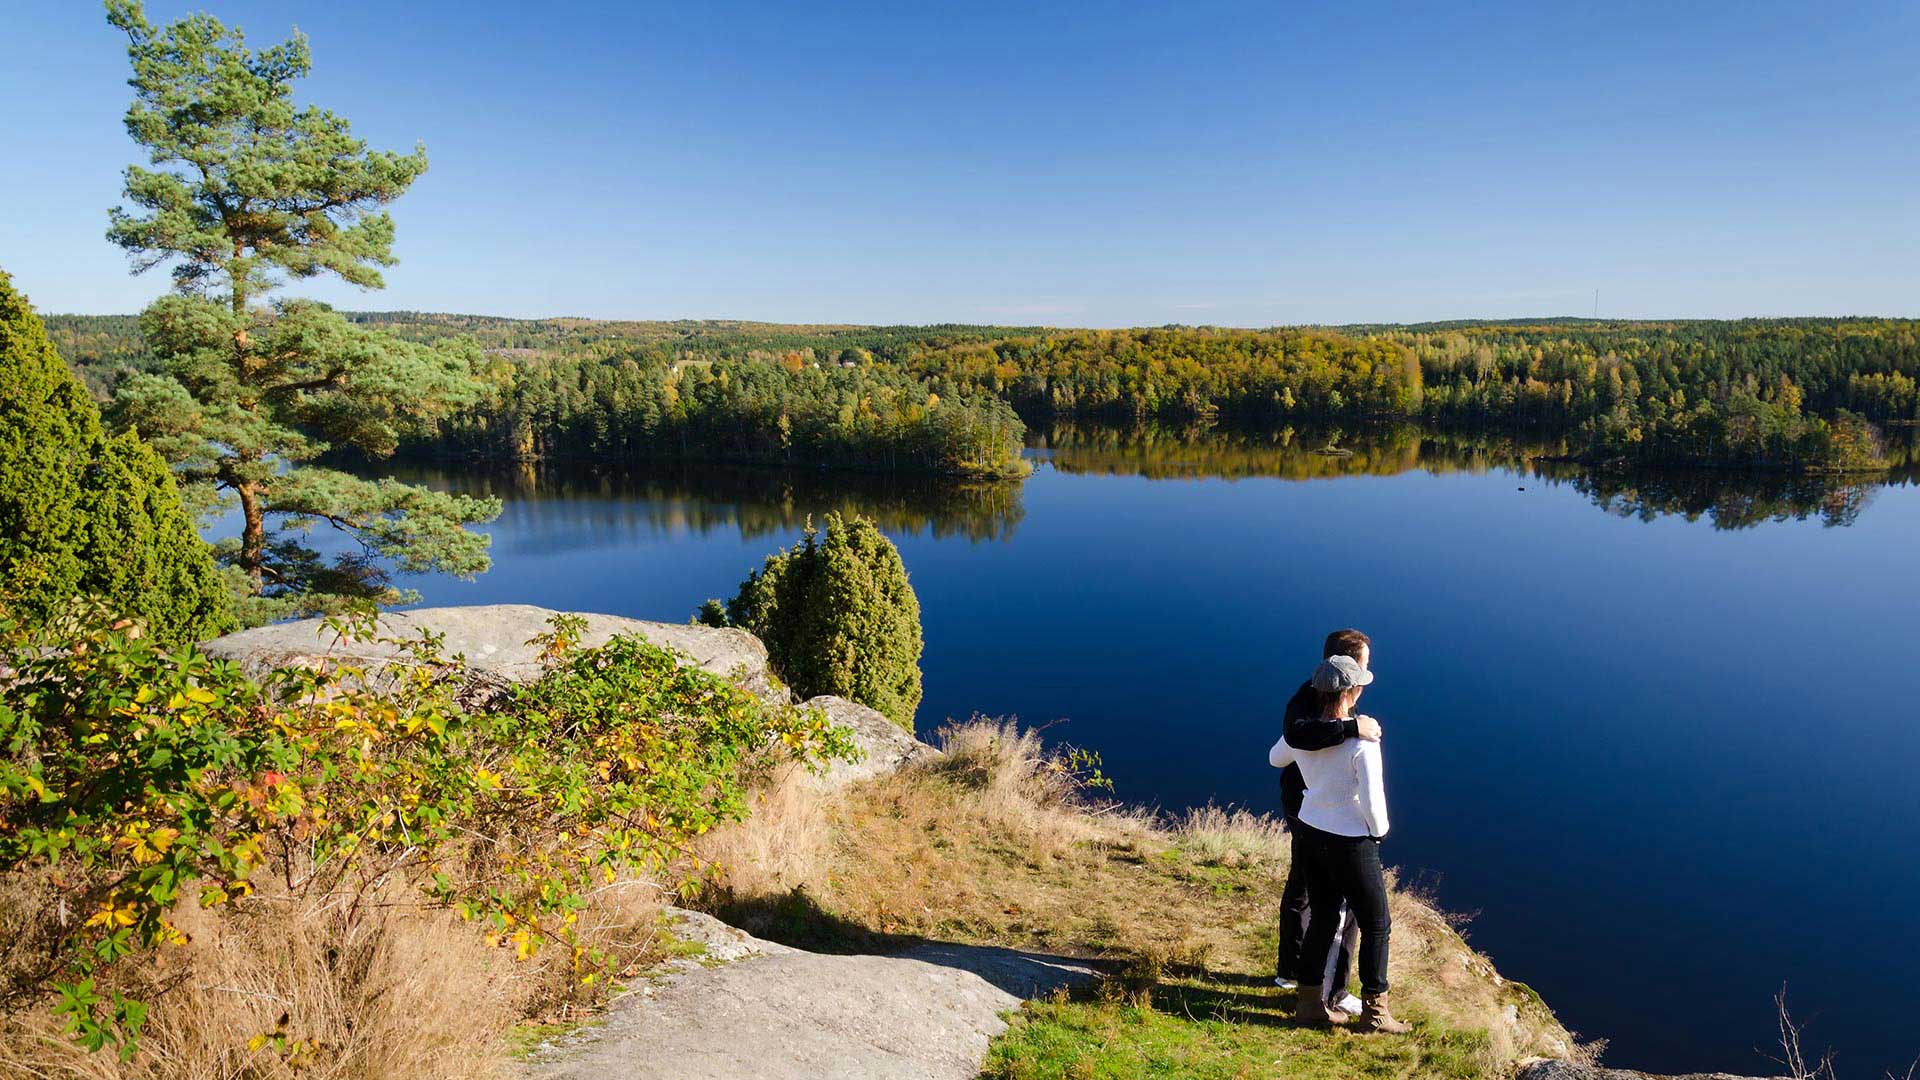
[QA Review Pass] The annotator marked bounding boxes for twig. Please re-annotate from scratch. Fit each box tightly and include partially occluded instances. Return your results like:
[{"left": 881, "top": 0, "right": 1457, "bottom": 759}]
[
  {"left": 1770, "top": 985, "right": 1836, "bottom": 1080},
  {"left": 207, "top": 985, "right": 293, "bottom": 1006}
]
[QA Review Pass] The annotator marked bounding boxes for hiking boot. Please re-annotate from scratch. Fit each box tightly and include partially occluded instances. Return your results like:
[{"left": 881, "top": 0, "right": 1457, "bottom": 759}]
[
  {"left": 1356, "top": 993, "right": 1412, "bottom": 1034},
  {"left": 1293, "top": 984, "right": 1351, "bottom": 1026}
]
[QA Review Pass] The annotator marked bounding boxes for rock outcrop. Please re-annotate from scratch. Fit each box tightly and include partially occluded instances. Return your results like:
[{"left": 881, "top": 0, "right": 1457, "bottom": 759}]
[
  {"left": 202, "top": 603, "right": 778, "bottom": 699},
  {"left": 522, "top": 907, "right": 1096, "bottom": 1080},
  {"left": 213, "top": 607, "right": 1774, "bottom": 1080},
  {"left": 1519, "top": 1059, "right": 1787, "bottom": 1080},
  {"left": 797, "top": 695, "right": 938, "bottom": 792},
  {"left": 203, "top": 606, "right": 945, "bottom": 792}
]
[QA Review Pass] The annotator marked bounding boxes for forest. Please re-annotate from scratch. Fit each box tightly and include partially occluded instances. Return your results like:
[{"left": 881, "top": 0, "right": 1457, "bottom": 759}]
[
  {"left": 44, "top": 313, "right": 1033, "bottom": 480},
  {"left": 894, "top": 320, "right": 1914, "bottom": 471},
  {"left": 410, "top": 351, "right": 1032, "bottom": 478},
  {"left": 1382, "top": 319, "right": 1916, "bottom": 470},
  {"left": 47, "top": 312, "right": 1920, "bottom": 473}
]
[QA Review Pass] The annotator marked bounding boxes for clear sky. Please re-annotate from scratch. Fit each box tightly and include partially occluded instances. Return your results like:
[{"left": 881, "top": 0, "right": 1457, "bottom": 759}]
[{"left": 5, "top": 1, "right": 1917, "bottom": 326}]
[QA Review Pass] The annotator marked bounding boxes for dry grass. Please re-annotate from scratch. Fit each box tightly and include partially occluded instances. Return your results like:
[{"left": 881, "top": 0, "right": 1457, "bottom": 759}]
[
  {"left": 0, "top": 869, "right": 666, "bottom": 1080},
  {"left": 699, "top": 717, "right": 1584, "bottom": 1075},
  {"left": 695, "top": 763, "right": 833, "bottom": 897},
  {"left": 0, "top": 713, "right": 1580, "bottom": 1077},
  {"left": 1170, "top": 803, "right": 1290, "bottom": 869},
  {"left": 0, "top": 879, "right": 515, "bottom": 1079}
]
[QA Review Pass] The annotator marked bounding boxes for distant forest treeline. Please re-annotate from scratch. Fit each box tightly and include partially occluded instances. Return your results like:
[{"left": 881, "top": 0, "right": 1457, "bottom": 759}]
[
  {"left": 46, "top": 312, "right": 1920, "bottom": 474},
  {"left": 434, "top": 355, "right": 1032, "bottom": 479},
  {"left": 903, "top": 320, "right": 1913, "bottom": 470},
  {"left": 45, "top": 312, "right": 1034, "bottom": 479}
]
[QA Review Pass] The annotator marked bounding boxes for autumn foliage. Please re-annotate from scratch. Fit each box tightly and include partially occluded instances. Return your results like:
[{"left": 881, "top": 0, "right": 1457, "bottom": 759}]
[{"left": 0, "top": 606, "right": 854, "bottom": 1060}]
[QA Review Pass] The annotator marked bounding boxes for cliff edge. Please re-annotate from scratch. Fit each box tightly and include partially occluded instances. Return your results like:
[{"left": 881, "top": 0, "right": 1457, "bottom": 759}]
[{"left": 199, "top": 606, "right": 1767, "bottom": 1080}]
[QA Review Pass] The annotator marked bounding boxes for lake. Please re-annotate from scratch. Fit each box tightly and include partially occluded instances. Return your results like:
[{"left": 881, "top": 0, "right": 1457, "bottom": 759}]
[{"left": 374, "top": 427, "right": 1920, "bottom": 1078}]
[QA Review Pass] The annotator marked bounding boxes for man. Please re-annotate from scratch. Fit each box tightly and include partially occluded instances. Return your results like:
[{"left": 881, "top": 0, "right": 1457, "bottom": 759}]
[{"left": 1275, "top": 628, "right": 1381, "bottom": 1017}]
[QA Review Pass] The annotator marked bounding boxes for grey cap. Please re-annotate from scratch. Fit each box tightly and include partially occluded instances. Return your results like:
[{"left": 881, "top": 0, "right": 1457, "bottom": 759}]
[{"left": 1310, "top": 654, "right": 1374, "bottom": 692}]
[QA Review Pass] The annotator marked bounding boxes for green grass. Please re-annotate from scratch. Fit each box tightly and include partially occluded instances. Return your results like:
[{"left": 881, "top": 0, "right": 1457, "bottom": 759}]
[
  {"left": 502, "top": 1018, "right": 604, "bottom": 1060},
  {"left": 982, "top": 973, "right": 1495, "bottom": 1080}
]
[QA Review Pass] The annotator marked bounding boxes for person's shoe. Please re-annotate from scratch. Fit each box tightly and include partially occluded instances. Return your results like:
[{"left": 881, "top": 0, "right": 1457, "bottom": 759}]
[
  {"left": 1293, "top": 984, "right": 1351, "bottom": 1026},
  {"left": 1332, "top": 991, "right": 1364, "bottom": 1016},
  {"left": 1356, "top": 993, "right": 1412, "bottom": 1034},
  {"left": 1273, "top": 976, "right": 1300, "bottom": 991}
]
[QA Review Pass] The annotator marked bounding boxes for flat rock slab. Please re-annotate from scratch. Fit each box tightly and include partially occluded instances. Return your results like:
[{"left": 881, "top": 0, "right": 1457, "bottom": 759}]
[
  {"left": 800, "top": 695, "right": 939, "bottom": 792},
  {"left": 1519, "top": 1060, "right": 1787, "bottom": 1080},
  {"left": 202, "top": 603, "right": 777, "bottom": 698},
  {"left": 523, "top": 909, "right": 1096, "bottom": 1080}
]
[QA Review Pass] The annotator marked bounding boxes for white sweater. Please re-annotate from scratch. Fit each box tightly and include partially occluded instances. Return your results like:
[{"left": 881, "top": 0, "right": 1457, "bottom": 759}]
[{"left": 1269, "top": 731, "right": 1390, "bottom": 839}]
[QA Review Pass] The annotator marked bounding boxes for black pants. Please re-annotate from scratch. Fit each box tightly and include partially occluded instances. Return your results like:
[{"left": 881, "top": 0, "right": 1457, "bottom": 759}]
[
  {"left": 1277, "top": 824, "right": 1354, "bottom": 990},
  {"left": 1294, "top": 820, "right": 1390, "bottom": 996}
]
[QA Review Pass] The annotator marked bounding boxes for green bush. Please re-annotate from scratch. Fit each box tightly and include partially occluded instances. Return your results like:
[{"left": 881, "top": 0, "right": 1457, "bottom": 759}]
[
  {"left": 0, "top": 607, "right": 854, "bottom": 1057},
  {"left": 707, "top": 513, "right": 924, "bottom": 730},
  {"left": 0, "top": 269, "right": 231, "bottom": 645}
]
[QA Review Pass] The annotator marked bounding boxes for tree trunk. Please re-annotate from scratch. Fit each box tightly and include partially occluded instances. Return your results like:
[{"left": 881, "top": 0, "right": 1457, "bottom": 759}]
[
  {"left": 236, "top": 481, "right": 265, "bottom": 594},
  {"left": 230, "top": 242, "right": 250, "bottom": 349}
]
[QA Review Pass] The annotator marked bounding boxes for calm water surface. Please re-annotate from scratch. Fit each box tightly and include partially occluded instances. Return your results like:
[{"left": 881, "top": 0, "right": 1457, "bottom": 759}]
[{"left": 378, "top": 432, "right": 1920, "bottom": 1078}]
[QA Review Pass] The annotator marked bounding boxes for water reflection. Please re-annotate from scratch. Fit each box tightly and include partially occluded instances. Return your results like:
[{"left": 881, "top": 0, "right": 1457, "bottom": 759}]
[
  {"left": 1035, "top": 421, "right": 1547, "bottom": 480},
  {"left": 1038, "top": 422, "right": 1917, "bottom": 530},
  {"left": 1542, "top": 465, "right": 1887, "bottom": 529},
  {"left": 384, "top": 459, "right": 1027, "bottom": 543},
  {"left": 382, "top": 424, "right": 1918, "bottom": 544}
]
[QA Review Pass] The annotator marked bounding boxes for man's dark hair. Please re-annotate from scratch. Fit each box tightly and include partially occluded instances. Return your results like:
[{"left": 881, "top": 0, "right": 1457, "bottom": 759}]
[{"left": 1322, "top": 628, "right": 1371, "bottom": 661}]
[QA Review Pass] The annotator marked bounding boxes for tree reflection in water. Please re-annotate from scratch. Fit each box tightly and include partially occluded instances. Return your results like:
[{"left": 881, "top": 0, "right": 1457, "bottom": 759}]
[
  {"left": 379, "top": 423, "right": 1917, "bottom": 543},
  {"left": 1037, "top": 421, "right": 1916, "bottom": 530},
  {"left": 383, "top": 459, "right": 1027, "bottom": 544}
]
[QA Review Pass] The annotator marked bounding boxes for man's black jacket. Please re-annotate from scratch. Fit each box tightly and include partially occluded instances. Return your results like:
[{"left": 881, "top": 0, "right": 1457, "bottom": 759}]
[{"left": 1279, "top": 681, "right": 1361, "bottom": 821}]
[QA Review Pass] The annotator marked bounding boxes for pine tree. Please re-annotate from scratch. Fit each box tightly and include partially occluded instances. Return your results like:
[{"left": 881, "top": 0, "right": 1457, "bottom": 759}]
[
  {"left": 708, "top": 514, "right": 924, "bottom": 730},
  {"left": 103, "top": 1, "right": 499, "bottom": 622},
  {"left": 0, "top": 269, "right": 232, "bottom": 645}
]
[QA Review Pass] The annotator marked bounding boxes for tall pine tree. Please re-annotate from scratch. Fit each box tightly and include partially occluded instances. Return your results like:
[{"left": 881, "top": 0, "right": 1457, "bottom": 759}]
[{"left": 103, "top": 0, "right": 499, "bottom": 623}]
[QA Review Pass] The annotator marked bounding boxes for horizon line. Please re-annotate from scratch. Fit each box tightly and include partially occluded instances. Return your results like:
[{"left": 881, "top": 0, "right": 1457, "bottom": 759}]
[{"left": 36, "top": 308, "right": 1920, "bottom": 331}]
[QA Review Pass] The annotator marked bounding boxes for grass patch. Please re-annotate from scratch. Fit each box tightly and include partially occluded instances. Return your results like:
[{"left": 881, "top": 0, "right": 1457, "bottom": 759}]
[
  {"left": 502, "top": 1019, "right": 598, "bottom": 1061},
  {"left": 984, "top": 984, "right": 1493, "bottom": 1080},
  {"left": 696, "top": 719, "right": 1587, "bottom": 1079}
]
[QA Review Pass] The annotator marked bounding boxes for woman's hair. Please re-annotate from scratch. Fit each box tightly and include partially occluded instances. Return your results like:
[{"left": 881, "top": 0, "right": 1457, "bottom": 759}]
[{"left": 1314, "top": 685, "right": 1354, "bottom": 716}]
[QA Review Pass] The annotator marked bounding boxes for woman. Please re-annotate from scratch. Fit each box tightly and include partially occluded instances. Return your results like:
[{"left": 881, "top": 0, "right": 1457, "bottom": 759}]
[{"left": 1268, "top": 653, "right": 1410, "bottom": 1034}]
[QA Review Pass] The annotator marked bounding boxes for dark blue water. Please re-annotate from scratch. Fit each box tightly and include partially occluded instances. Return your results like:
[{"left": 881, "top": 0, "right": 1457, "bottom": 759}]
[{"left": 376, "top": 438, "right": 1920, "bottom": 1078}]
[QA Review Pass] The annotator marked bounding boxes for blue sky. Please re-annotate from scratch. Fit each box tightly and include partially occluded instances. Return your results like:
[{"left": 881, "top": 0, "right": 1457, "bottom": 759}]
[{"left": 5, "top": 1, "right": 1917, "bottom": 326}]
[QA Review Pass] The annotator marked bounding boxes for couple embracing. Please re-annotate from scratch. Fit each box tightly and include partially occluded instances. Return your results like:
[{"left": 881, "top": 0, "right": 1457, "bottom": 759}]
[{"left": 1268, "top": 628, "right": 1410, "bottom": 1034}]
